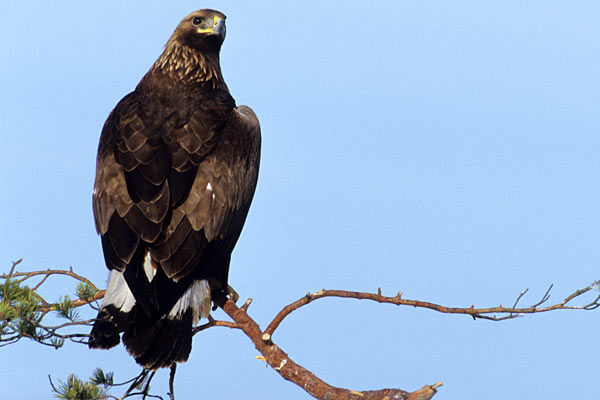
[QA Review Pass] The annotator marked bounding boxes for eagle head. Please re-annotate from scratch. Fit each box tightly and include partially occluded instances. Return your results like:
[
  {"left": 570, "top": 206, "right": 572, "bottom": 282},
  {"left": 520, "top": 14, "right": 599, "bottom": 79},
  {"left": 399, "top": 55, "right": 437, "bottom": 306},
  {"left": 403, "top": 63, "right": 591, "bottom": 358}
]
[
  {"left": 149, "top": 9, "right": 229, "bottom": 87},
  {"left": 175, "top": 9, "right": 227, "bottom": 52}
]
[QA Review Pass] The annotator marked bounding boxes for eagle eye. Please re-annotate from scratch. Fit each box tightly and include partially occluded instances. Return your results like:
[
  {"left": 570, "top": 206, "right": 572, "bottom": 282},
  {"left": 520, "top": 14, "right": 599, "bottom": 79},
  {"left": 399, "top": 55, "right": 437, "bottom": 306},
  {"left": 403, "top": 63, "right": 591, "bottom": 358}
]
[{"left": 192, "top": 17, "right": 204, "bottom": 26}]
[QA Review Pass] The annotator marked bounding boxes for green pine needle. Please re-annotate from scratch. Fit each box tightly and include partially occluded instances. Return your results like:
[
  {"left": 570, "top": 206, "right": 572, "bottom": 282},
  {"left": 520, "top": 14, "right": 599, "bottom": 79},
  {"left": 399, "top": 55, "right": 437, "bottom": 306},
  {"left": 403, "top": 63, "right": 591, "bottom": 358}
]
[
  {"left": 55, "top": 296, "right": 80, "bottom": 322},
  {"left": 75, "top": 282, "right": 97, "bottom": 301},
  {"left": 1, "top": 277, "right": 42, "bottom": 339},
  {"left": 51, "top": 337, "right": 65, "bottom": 349},
  {"left": 52, "top": 373, "right": 108, "bottom": 400},
  {"left": 90, "top": 368, "right": 113, "bottom": 386}
]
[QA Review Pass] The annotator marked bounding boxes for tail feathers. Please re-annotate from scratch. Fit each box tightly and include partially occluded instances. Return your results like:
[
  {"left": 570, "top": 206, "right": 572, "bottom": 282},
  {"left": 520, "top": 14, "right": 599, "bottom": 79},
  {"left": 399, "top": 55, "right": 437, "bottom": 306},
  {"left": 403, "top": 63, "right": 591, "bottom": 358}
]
[
  {"left": 89, "top": 304, "right": 193, "bottom": 369},
  {"left": 89, "top": 270, "right": 136, "bottom": 349},
  {"left": 123, "top": 309, "right": 193, "bottom": 369},
  {"left": 89, "top": 274, "right": 211, "bottom": 369},
  {"left": 88, "top": 308, "right": 121, "bottom": 349},
  {"left": 121, "top": 279, "right": 211, "bottom": 369}
]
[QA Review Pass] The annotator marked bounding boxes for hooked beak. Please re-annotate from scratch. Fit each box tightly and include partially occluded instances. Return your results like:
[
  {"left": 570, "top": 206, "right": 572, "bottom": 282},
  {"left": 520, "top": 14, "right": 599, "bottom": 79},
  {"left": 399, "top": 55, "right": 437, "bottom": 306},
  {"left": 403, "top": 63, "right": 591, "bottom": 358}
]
[{"left": 197, "top": 15, "right": 226, "bottom": 39}]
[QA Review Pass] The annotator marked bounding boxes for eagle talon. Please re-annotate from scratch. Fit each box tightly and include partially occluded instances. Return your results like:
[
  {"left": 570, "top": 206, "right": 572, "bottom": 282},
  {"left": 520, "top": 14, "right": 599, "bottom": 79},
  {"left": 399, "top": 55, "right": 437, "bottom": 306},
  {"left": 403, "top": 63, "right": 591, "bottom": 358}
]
[{"left": 227, "top": 285, "right": 240, "bottom": 303}]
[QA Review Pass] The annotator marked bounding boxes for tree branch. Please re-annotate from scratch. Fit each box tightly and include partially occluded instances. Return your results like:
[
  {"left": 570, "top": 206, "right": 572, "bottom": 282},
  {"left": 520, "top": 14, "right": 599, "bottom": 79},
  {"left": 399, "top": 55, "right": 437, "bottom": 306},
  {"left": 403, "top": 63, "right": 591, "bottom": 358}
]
[
  {"left": 264, "top": 284, "right": 600, "bottom": 336},
  {"left": 213, "top": 292, "right": 438, "bottom": 400},
  {"left": 3, "top": 262, "right": 599, "bottom": 400}
]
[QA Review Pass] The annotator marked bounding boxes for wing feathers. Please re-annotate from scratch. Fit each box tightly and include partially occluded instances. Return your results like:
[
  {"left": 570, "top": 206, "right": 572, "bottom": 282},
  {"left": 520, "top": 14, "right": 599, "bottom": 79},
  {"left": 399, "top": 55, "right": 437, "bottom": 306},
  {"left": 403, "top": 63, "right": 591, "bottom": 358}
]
[
  {"left": 131, "top": 134, "right": 164, "bottom": 165},
  {"left": 160, "top": 229, "right": 208, "bottom": 279},
  {"left": 123, "top": 206, "right": 164, "bottom": 243},
  {"left": 124, "top": 169, "right": 163, "bottom": 203},
  {"left": 101, "top": 214, "right": 140, "bottom": 271},
  {"left": 122, "top": 130, "right": 147, "bottom": 152},
  {"left": 152, "top": 217, "right": 193, "bottom": 262},
  {"left": 136, "top": 183, "right": 170, "bottom": 224},
  {"left": 167, "top": 168, "right": 197, "bottom": 207},
  {"left": 138, "top": 146, "right": 171, "bottom": 185},
  {"left": 92, "top": 73, "right": 261, "bottom": 369}
]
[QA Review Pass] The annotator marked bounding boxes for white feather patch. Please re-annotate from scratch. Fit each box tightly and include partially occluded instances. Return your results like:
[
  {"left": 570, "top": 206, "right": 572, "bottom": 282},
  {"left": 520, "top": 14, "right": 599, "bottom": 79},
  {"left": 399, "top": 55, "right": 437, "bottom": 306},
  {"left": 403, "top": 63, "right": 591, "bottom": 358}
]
[
  {"left": 101, "top": 270, "right": 136, "bottom": 313},
  {"left": 168, "top": 279, "right": 211, "bottom": 324},
  {"left": 143, "top": 251, "right": 156, "bottom": 282},
  {"left": 206, "top": 182, "right": 216, "bottom": 201}
]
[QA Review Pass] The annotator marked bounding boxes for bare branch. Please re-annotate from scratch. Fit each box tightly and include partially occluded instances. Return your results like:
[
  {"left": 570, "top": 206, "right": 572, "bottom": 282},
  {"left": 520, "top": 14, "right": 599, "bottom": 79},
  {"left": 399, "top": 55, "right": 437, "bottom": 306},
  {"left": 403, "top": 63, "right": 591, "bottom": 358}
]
[
  {"left": 0, "top": 267, "right": 100, "bottom": 293},
  {"left": 511, "top": 287, "right": 529, "bottom": 309},
  {"left": 531, "top": 284, "right": 553, "bottom": 308},
  {"left": 212, "top": 292, "right": 435, "bottom": 400},
  {"left": 191, "top": 315, "right": 240, "bottom": 335},
  {"left": 41, "top": 290, "right": 106, "bottom": 314},
  {"left": 8, "top": 259, "right": 21, "bottom": 277},
  {"left": 264, "top": 284, "right": 599, "bottom": 336}
]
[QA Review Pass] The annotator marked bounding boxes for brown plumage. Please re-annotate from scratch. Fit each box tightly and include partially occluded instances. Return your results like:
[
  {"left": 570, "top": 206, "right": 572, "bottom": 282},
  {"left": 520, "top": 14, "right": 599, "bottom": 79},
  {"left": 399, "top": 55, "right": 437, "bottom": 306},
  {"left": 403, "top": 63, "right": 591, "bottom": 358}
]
[{"left": 89, "top": 9, "right": 261, "bottom": 369}]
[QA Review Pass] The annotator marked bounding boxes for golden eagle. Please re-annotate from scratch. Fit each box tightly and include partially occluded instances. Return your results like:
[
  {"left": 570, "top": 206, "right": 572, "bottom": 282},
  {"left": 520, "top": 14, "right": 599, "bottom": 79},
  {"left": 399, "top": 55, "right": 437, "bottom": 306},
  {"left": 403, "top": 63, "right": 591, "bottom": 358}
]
[{"left": 89, "top": 9, "right": 261, "bottom": 369}]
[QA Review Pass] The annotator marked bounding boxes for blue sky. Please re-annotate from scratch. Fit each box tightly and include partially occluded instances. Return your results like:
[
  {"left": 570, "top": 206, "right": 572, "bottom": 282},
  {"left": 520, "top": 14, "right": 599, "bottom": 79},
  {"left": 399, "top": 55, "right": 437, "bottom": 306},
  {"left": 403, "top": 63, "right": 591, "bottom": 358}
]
[{"left": 1, "top": 1, "right": 599, "bottom": 399}]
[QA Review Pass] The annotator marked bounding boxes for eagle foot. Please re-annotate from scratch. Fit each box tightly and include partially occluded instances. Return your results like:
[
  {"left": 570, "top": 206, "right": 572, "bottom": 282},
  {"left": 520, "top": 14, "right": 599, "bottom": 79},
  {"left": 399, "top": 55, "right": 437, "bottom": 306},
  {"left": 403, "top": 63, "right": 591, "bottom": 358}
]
[{"left": 227, "top": 284, "right": 240, "bottom": 303}]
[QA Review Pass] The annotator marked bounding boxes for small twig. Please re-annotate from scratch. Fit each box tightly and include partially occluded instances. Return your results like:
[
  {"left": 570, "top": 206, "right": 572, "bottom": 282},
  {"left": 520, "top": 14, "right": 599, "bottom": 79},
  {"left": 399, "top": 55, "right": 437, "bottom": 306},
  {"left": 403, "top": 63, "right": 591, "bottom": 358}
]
[
  {"left": 564, "top": 283, "right": 594, "bottom": 305},
  {"left": 2, "top": 268, "right": 100, "bottom": 293},
  {"left": 531, "top": 284, "right": 553, "bottom": 308},
  {"left": 191, "top": 315, "right": 240, "bottom": 335},
  {"left": 119, "top": 369, "right": 150, "bottom": 400},
  {"left": 511, "top": 288, "right": 529, "bottom": 309},
  {"left": 2, "top": 259, "right": 22, "bottom": 300},
  {"left": 584, "top": 294, "right": 600, "bottom": 310},
  {"left": 107, "top": 373, "right": 149, "bottom": 388},
  {"left": 32, "top": 273, "right": 51, "bottom": 291},
  {"left": 169, "top": 364, "right": 176, "bottom": 400},
  {"left": 143, "top": 370, "right": 158, "bottom": 398},
  {"left": 47, "top": 375, "right": 59, "bottom": 395},
  {"left": 241, "top": 297, "right": 253, "bottom": 312},
  {"left": 0, "top": 336, "right": 21, "bottom": 347},
  {"left": 8, "top": 259, "right": 21, "bottom": 277},
  {"left": 38, "top": 319, "right": 95, "bottom": 332}
]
